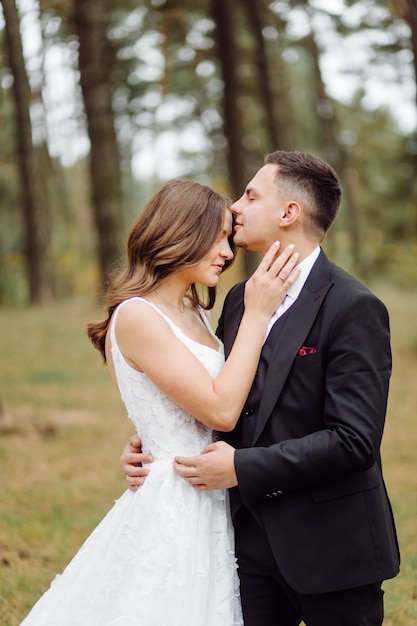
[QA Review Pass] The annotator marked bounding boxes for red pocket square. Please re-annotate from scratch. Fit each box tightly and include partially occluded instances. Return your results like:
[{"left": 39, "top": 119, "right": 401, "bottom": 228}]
[{"left": 298, "top": 346, "right": 317, "bottom": 356}]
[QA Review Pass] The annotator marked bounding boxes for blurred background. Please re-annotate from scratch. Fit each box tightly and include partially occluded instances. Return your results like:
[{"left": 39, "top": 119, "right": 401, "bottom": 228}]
[
  {"left": 0, "top": 0, "right": 416, "bottom": 624},
  {"left": 0, "top": 0, "right": 417, "bottom": 302}
]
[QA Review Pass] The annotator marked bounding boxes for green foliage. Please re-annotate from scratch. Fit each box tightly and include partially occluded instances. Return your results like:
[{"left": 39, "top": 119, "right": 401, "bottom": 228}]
[
  {"left": 330, "top": 99, "right": 417, "bottom": 283},
  {"left": 0, "top": 0, "right": 416, "bottom": 303}
]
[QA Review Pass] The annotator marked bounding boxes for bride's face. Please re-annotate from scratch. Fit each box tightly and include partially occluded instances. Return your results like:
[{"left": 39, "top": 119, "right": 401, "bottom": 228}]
[{"left": 182, "top": 210, "right": 234, "bottom": 287}]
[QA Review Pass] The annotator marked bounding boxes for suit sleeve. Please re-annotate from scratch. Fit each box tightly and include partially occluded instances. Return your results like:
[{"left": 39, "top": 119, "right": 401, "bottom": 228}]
[{"left": 235, "top": 290, "right": 392, "bottom": 503}]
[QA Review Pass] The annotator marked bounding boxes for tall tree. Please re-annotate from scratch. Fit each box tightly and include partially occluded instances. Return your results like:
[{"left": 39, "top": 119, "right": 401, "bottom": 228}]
[
  {"left": 395, "top": 0, "right": 417, "bottom": 179},
  {"left": 398, "top": 0, "right": 417, "bottom": 87},
  {"left": 73, "top": 0, "right": 124, "bottom": 293},
  {"left": 240, "top": 0, "right": 287, "bottom": 152},
  {"left": 299, "top": 0, "right": 364, "bottom": 277},
  {"left": 209, "top": 0, "right": 247, "bottom": 201},
  {"left": 1, "top": 0, "right": 51, "bottom": 303},
  {"left": 209, "top": 0, "right": 262, "bottom": 274}
]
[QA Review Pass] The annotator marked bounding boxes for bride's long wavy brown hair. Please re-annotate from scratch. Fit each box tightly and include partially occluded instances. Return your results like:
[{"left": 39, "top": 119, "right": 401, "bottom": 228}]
[{"left": 87, "top": 179, "right": 234, "bottom": 362}]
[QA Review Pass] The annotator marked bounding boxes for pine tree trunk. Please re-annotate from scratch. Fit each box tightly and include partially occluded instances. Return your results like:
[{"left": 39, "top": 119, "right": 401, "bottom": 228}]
[
  {"left": 73, "top": 0, "right": 123, "bottom": 293},
  {"left": 396, "top": 0, "right": 417, "bottom": 187},
  {"left": 241, "top": 0, "right": 286, "bottom": 151},
  {"left": 1, "top": 0, "right": 52, "bottom": 303},
  {"left": 210, "top": 0, "right": 261, "bottom": 275},
  {"left": 302, "top": 2, "right": 365, "bottom": 278},
  {"left": 399, "top": 1, "right": 417, "bottom": 109},
  {"left": 209, "top": 0, "right": 248, "bottom": 200}
]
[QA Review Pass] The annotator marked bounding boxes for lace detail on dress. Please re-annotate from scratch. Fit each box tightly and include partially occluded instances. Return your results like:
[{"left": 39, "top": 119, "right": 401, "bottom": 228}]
[
  {"left": 19, "top": 297, "right": 243, "bottom": 626},
  {"left": 109, "top": 297, "right": 224, "bottom": 460}
]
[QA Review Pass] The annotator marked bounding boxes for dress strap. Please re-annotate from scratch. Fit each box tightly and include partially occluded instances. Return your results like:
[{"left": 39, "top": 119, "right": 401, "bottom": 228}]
[
  {"left": 197, "top": 307, "right": 213, "bottom": 333},
  {"left": 110, "top": 296, "right": 219, "bottom": 353},
  {"left": 110, "top": 297, "right": 178, "bottom": 346}
]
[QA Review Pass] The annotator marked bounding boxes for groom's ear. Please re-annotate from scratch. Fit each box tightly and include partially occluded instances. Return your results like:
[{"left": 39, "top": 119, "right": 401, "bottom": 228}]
[{"left": 279, "top": 201, "right": 300, "bottom": 226}]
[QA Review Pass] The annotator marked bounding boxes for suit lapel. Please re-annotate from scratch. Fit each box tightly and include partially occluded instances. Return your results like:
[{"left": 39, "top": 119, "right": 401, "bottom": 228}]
[
  {"left": 219, "top": 283, "right": 245, "bottom": 358},
  {"left": 253, "top": 251, "right": 333, "bottom": 444}
]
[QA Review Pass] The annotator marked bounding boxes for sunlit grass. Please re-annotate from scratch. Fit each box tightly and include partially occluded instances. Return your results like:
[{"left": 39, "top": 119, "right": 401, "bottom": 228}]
[{"left": 0, "top": 290, "right": 416, "bottom": 625}]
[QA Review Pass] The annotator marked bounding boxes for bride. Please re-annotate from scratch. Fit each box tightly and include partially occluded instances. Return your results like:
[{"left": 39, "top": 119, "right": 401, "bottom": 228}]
[{"left": 19, "top": 178, "right": 299, "bottom": 626}]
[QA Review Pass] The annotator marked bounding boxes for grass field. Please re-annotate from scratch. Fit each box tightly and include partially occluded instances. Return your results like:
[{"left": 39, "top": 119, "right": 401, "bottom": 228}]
[{"left": 0, "top": 290, "right": 416, "bottom": 625}]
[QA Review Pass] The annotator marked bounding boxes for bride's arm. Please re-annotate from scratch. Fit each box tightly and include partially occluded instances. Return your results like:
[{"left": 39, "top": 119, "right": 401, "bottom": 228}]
[{"left": 115, "top": 243, "right": 299, "bottom": 432}]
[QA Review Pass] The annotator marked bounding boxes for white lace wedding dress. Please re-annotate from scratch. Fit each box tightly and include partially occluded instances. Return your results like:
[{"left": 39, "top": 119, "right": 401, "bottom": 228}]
[{"left": 20, "top": 297, "right": 242, "bottom": 626}]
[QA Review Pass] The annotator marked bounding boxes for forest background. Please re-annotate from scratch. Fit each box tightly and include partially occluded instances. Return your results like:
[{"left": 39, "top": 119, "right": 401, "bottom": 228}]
[{"left": 0, "top": 0, "right": 416, "bottom": 624}]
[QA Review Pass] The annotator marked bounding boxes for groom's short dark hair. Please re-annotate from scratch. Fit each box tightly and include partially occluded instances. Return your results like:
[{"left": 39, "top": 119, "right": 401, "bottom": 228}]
[{"left": 265, "top": 150, "right": 342, "bottom": 237}]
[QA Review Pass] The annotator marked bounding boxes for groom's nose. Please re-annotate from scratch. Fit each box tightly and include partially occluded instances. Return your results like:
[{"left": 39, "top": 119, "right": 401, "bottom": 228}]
[{"left": 230, "top": 197, "right": 243, "bottom": 215}]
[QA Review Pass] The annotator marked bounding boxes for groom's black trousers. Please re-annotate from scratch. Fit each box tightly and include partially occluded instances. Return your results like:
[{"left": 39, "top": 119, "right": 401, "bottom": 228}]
[{"left": 234, "top": 507, "right": 384, "bottom": 626}]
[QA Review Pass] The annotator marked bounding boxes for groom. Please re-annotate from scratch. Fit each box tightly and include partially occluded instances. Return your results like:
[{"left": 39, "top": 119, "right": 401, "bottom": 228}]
[{"left": 122, "top": 151, "right": 400, "bottom": 625}]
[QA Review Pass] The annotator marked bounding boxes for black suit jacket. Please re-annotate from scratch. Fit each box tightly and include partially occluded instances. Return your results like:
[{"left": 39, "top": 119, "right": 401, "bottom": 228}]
[{"left": 217, "top": 250, "right": 400, "bottom": 594}]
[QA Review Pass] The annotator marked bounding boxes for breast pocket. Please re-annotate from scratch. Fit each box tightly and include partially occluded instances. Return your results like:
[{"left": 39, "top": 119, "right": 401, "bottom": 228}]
[{"left": 292, "top": 350, "right": 320, "bottom": 369}]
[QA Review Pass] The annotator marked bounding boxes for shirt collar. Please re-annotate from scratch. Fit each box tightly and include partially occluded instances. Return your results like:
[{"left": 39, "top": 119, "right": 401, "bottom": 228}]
[{"left": 286, "top": 246, "right": 320, "bottom": 301}]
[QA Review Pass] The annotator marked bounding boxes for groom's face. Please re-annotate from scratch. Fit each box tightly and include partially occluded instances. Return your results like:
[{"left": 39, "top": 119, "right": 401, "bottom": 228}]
[{"left": 231, "top": 164, "right": 285, "bottom": 255}]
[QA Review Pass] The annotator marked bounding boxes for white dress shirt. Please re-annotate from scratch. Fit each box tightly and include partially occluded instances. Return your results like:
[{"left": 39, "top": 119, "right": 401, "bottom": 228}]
[{"left": 264, "top": 246, "right": 321, "bottom": 341}]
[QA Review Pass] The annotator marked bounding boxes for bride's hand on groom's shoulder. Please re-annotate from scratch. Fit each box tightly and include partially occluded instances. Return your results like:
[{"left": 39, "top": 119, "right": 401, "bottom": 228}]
[{"left": 121, "top": 435, "right": 154, "bottom": 491}]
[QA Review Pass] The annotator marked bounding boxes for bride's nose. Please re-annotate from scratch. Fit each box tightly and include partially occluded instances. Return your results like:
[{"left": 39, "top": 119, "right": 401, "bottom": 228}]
[{"left": 221, "top": 244, "right": 234, "bottom": 260}]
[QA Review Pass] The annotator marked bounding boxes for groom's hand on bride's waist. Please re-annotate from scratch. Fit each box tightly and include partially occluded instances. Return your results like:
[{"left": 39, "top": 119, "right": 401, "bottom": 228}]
[
  {"left": 121, "top": 435, "right": 154, "bottom": 491},
  {"left": 174, "top": 441, "right": 237, "bottom": 490}
]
